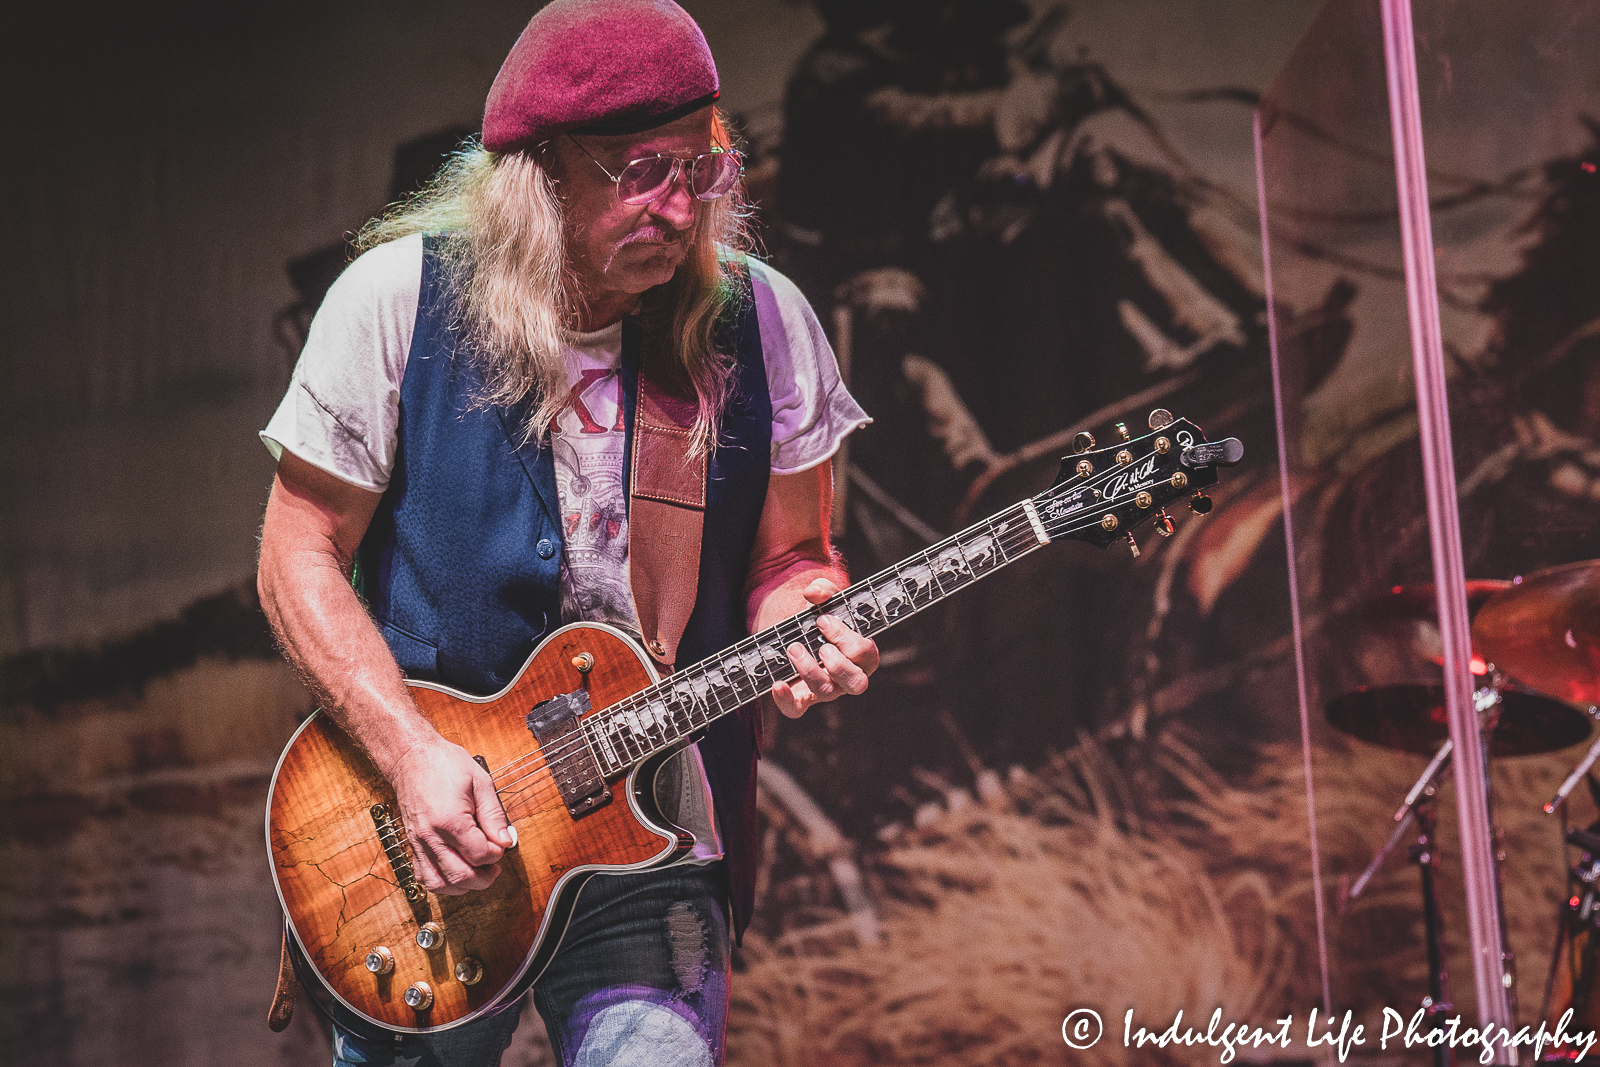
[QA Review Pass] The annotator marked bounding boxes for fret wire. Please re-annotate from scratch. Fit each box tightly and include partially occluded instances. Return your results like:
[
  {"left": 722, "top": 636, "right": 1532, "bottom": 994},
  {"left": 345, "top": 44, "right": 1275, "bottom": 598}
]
[
  {"left": 910, "top": 546, "right": 941, "bottom": 606},
  {"left": 699, "top": 667, "right": 729, "bottom": 719},
  {"left": 691, "top": 681, "right": 712, "bottom": 728},
  {"left": 984, "top": 512, "right": 1012, "bottom": 564},
  {"left": 851, "top": 579, "right": 889, "bottom": 639},
  {"left": 610, "top": 703, "right": 642, "bottom": 763},
  {"left": 583, "top": 720, "right": 618, "bottom": 777},
  {"left": 945, "top": 533, "right": 979, "bottom": 593}
]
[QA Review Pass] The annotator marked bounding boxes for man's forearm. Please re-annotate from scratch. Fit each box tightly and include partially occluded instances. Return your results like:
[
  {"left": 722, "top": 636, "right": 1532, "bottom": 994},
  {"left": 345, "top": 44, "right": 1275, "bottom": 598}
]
[
  {"left": 745, "top": 538, "right": 847, "bottom": 632},
  {"left": 258, "top": 517, "right": 438, "bottom": 781}
]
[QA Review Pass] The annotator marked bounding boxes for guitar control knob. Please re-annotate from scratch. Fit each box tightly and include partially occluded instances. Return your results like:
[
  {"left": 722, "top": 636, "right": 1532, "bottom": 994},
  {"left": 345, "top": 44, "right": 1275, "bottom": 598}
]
[
  {"left": 1189, "top": 493, "right": 1213, "bottom": 515},
  {"left": 404, "top": 982, "right": 434, "bottom": 1010},
  {"left": 416, "top": 922, "right": 445, "bottom": 950},
  {"left": 454, "top": 958, "right": 485, "bottom": 986},
  {"left": 364, "top": 947, "right": 395, "bottom": 975},
  {"left": 1072, "top": 431, "right": 1096, "bottom": 454},
  {"left": 1148, "top": 408, "right": 1174, "bottom": 430},
  {"left": 1154, "top": 511, "right": 1176, "bottom": 538}
]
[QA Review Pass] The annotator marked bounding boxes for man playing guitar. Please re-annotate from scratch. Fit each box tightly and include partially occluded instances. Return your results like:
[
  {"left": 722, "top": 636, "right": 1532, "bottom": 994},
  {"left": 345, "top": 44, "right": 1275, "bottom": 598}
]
[{"left": 256, "top": 2, "right": 879, "bottom": 1063}]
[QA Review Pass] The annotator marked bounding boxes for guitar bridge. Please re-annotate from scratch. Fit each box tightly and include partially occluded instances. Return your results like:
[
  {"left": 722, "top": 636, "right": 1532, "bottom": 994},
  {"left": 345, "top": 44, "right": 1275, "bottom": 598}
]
[
  {"left": 526, "top": 690, "right": 611, "bottom": 819},
  {"left": 370, "top": 803, "right": 425, "bottom": 902}
]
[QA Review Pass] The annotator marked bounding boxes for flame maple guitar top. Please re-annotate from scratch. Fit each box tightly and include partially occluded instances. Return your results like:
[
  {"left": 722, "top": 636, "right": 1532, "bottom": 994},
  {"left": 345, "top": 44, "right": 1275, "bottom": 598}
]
[{"left": 267, "top": 623, "right": 682, "bottom": 1033}]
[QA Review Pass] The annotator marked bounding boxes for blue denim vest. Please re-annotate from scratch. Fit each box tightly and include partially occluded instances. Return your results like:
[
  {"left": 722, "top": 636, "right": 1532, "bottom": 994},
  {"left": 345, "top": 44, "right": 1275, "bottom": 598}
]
[{"left": 357, "top": 236, "right": 772, "bottom": 935}]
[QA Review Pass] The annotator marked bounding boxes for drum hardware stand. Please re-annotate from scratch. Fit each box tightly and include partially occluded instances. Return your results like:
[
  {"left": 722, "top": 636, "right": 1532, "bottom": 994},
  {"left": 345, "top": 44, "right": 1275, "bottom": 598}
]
[
  {"left": 1342, "top": 683, "right": 1520, "bottom": 1067},
  {"left": 1541, "top": 708, "right": 1600, "bottom": 815},
  {"left": 1346, "top": 739, "right": 1456, "bottom": 1067}
]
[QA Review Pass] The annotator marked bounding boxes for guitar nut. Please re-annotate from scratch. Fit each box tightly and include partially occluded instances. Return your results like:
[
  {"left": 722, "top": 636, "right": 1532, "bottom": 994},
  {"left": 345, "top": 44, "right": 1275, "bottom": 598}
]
[
  {"left": 404, "top": 982, "right": 434, "bottom": 1010},
  {"left": 416, "top": 922, "right": 444, "bottom": 950}
]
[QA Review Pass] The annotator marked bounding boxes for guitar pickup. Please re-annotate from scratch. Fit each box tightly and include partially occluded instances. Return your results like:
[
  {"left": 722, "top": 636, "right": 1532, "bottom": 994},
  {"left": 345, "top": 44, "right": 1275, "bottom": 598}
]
[
  {"left": 525, "top": 690, "right": 611, "bottom": 819},
  {"left": 1180, "top": 438, "right": 1244, "bottom": 469}
]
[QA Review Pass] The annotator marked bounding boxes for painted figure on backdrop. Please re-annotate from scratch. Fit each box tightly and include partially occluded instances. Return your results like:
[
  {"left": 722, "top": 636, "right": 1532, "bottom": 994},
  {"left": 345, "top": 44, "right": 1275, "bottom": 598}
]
[{"left": 255, "top": 2, "right": 878, "bottom": 1065}]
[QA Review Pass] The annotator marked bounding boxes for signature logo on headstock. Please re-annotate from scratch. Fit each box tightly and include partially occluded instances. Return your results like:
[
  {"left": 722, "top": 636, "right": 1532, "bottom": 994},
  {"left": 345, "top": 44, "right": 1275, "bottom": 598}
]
[{"left": 1103, "top": 453, "right": 1162, "bottom": 501}]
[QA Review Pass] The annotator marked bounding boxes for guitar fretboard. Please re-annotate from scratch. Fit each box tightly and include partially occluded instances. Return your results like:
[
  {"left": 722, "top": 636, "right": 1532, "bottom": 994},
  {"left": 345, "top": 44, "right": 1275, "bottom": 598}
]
[{"left": 581, "top": 501, "right": 1050, "bottom": 777}]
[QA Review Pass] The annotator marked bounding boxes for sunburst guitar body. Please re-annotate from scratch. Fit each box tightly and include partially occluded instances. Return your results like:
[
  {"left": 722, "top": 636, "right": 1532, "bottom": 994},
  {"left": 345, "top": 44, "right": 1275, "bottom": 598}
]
[{"left": 267, "top": 622, "right": 686, "bottom": 1034}]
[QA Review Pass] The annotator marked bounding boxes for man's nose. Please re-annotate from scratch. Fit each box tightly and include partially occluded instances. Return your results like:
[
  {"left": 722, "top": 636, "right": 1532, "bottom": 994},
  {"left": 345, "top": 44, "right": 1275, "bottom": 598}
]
[{"left": 648, "top": 166, "right": 699, "bottom": 231}]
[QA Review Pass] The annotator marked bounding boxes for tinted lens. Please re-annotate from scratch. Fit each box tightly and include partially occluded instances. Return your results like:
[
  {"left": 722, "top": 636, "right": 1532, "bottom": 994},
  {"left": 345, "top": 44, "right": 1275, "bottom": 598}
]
[
  {"left": 616, "top": 156, "right": 678, "bottom": 204},
  {"left": 689, "top": 152, "right": 742, "bottom": 200}
]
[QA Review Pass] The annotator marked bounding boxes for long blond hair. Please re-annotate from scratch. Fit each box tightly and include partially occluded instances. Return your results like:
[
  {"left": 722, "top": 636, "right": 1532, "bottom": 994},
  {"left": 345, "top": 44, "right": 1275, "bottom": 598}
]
[{"left": 358, "top": 111, "right": 752, "bottom": 453}]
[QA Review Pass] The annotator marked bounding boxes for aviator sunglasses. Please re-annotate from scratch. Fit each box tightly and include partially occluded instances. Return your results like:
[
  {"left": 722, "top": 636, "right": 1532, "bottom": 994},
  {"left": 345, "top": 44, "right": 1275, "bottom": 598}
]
[{"left": 568, "top": 135, "right": 743, "bottom": 205}]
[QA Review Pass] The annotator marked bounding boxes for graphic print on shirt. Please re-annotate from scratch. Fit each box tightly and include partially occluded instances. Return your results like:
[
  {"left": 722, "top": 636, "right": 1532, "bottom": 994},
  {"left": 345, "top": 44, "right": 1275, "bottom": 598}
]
[{"left": 552, "top": 359, "right": 639, "bottom": 631}]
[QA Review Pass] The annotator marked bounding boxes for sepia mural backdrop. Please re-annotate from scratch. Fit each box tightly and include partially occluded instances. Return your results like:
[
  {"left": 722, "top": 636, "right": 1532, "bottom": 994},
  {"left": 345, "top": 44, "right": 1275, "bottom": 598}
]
[{"left": 5, "top": 1, "right": 1599, "bottom": 1063}]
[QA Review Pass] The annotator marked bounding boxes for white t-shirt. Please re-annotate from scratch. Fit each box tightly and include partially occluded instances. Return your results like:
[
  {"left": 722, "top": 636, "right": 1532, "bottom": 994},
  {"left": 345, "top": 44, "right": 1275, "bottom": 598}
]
[{"left": 261, "top": 233, "right": 869, "bottom": 862}]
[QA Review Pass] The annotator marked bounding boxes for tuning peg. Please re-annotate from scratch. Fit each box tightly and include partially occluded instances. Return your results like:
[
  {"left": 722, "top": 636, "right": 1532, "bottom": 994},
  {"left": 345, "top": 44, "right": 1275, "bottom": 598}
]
[
  {"left": 1115, "top": 422, "right": 1132, "bottom": 442},
  {"left": 1124, "top": 533, "right": 1141, "bottom": 558},
  {"left": 1148, "top": 408, "right": 1174, "bottom": 430},
  {"left": 1154, "top": 511, "right": 1175, "bottom": 537},
  {"left": 1072, "top": 431, "right": 1096, "bottom": 454},
  {"left": 1188, "top": 493, "right": 1213, "bottom": 515}
]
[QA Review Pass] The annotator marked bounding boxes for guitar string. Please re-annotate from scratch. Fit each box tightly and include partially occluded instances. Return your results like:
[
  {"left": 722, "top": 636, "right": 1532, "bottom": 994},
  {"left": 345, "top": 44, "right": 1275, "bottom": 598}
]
[
  {"left": 480, "top": 454, "right": 1197, "bottom": 808},
  {"left": 483, "top": 470, "right": 1187, "bottom": 814}
]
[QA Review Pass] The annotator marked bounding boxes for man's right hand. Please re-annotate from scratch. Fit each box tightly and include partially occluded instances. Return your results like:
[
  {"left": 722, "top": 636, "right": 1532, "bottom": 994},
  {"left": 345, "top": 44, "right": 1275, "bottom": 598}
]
[{"left": 387, "top": 738, "right": 516, "bottom": 895}]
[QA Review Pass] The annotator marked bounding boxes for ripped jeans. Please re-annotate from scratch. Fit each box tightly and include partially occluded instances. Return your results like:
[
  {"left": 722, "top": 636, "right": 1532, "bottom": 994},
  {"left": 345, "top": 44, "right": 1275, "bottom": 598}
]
[{"left": 330, "top": 862, "right": 731, "bottom": 1067}]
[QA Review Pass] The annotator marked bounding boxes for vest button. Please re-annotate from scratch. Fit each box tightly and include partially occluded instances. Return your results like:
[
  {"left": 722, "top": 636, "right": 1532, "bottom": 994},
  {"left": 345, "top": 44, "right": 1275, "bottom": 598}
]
[{"left": 536, "top": 538, "right": 556, "bottom": 560}]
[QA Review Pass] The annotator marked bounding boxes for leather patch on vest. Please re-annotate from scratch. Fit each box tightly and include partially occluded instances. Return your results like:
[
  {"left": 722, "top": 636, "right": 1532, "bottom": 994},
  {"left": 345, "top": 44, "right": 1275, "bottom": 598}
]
[{"left": 627, "top": 338, "right": 707, "bottom": 668}]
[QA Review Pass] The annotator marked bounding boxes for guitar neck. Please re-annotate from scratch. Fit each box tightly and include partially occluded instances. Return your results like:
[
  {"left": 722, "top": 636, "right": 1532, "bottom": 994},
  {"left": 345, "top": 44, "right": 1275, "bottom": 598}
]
[{"left": 581, "top": 498, "right": 1053, "bottom": 777}]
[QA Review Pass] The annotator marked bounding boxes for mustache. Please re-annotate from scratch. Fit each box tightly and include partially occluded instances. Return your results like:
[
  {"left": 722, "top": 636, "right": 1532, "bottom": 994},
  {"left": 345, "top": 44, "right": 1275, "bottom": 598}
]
[
  {"left": 600, "top": 225, "right": 689, "bottom": 275},
  {"left": 618, "top": 224, "right": 687, "bottom": 248}
]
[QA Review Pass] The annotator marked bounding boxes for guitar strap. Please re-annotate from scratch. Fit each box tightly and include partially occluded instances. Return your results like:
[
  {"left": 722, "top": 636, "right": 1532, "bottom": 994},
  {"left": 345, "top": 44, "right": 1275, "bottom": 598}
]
[
  {"left": 627, "top": 329, "right": 707, "bottom": 671},
  {"left": 268, "top": 923, "right": 297, "bottom": 1032}
]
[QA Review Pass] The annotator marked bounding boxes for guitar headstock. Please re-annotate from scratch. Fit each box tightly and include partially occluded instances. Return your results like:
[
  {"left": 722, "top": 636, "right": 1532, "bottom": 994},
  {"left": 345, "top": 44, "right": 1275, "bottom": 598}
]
[{"left": 1032, "top": 410, "right": 1243, "bottom": 553}]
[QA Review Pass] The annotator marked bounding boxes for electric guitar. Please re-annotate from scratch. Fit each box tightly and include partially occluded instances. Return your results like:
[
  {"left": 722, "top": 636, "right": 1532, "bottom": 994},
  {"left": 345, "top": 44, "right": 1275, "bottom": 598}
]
[{"left": 266, "top": 411, "right": 1242, "bottom": 1033}]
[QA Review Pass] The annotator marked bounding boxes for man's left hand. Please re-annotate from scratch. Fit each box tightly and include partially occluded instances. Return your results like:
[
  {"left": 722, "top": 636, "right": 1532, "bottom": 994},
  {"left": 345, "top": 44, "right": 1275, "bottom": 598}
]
[{"left": 771, "top": 577, "right": 880, "bottom": 718}]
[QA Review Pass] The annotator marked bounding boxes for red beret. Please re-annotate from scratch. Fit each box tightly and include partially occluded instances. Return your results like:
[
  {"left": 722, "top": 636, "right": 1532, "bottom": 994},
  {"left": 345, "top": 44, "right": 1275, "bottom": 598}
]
[{"left": 483, "top": 0, "right": 720, "bottom": 152}]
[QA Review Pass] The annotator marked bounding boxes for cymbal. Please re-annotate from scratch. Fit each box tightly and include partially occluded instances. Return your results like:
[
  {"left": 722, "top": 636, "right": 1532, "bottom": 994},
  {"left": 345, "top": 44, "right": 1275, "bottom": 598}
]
[
  {"left": 1474, "top": 560, "right": 1600, "bottom": 708},
  {"left": 1325, "top": 684, "right": 1592, "bottom": 757},
  {"left": 1362, "top": 581, "right": 1510, "bottom": 667}
]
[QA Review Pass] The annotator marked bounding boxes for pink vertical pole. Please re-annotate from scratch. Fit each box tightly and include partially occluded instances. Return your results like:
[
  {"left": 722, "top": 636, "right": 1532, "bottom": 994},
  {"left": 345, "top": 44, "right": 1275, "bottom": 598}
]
[{"left": 1380, "top": 0, "right": 1515, "bottom": 1051}]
